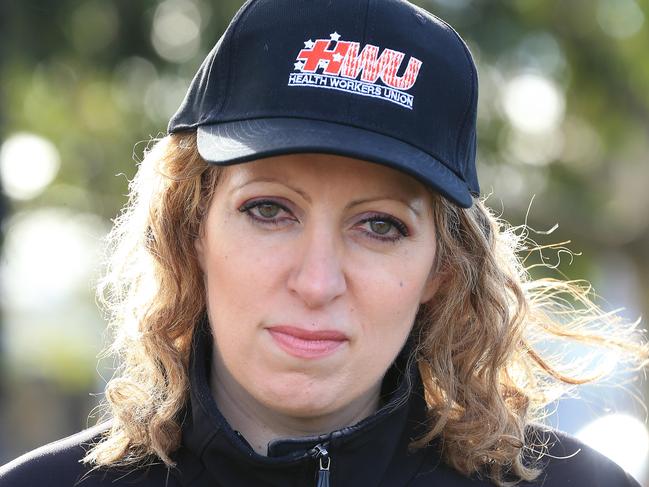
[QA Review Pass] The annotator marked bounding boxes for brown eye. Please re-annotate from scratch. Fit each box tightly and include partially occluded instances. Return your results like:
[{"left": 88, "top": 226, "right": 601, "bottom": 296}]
[
  {"left": 369, "top": 220, "right": 393, "bottom": 235},
  {"left": 258, "top": 203, "right": 281, "bottom": 218}
]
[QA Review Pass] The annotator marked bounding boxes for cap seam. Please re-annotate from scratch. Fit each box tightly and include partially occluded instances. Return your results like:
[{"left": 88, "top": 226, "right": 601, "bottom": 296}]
[{"left": 197, "top": 40, "right": 223, "bottom": 127}]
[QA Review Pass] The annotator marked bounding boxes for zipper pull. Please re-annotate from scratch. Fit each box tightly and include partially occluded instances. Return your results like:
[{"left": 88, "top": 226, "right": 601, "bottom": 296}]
[{"left": 309, "top": 443, "right": 331, "bottom": 487}]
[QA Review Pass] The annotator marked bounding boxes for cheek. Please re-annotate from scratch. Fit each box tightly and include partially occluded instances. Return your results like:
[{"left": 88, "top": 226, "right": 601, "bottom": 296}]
[
  {"left": 200, "top": 227, "right": 294, "bottom": 345},
  {"left": 351, "top": 247, "right": 434, "bottom": 362},
  {"left": 355, "top": 251, "right": 433, "bottom": 316},
  {"left": 351, "top": 256, "right": 432, "bottom": 360},
  {"left": 201, "top": 214, "right": 278, "bottom": 292}
]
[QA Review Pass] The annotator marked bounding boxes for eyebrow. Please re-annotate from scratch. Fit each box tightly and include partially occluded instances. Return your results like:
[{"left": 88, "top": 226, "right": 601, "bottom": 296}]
[
  {"left": 346, "top": 197, "right": 422, "bottom": 217},
  {"left": 233, "top": 177, "right": 423, "bottom": 217},
  {"left": 232, "top": 177, "right": 312, "bottom": 202}
]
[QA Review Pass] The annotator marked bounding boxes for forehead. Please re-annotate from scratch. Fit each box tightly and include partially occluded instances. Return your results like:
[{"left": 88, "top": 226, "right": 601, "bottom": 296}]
[{"left": 220, "top": 153, "right": 431, "bottom": 198}]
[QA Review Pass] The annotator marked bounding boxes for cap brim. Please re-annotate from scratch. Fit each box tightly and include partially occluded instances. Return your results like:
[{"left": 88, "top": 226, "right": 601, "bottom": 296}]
[{"left": 196, "top": 118, "right": 473, "bottom": 208}]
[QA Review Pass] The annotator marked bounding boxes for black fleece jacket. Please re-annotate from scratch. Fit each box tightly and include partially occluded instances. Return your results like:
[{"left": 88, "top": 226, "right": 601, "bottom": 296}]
[{"left": 0, "top": 321, "right": 640, "bottom": 487}]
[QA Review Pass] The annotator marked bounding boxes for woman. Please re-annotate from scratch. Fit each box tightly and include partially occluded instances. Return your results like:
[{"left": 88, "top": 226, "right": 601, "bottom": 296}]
[{"left": 1, "top": 0, "right": 647, "bottom": 486}]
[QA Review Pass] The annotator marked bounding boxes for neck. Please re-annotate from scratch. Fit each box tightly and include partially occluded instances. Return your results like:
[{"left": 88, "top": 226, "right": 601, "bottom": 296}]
[{"left": 210, "top": 356, "right": 382, "bottom": 455}]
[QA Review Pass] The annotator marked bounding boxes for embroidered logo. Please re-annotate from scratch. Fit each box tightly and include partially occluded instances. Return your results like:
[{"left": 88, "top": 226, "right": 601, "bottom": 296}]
[{"left": 288, "top": 32, "right": 423, "bottom": 110}]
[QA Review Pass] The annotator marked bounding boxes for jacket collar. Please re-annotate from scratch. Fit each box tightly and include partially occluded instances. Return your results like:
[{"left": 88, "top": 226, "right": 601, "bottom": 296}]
[{"left": 175, "top": 318, "right": 433, "bottom": 486}]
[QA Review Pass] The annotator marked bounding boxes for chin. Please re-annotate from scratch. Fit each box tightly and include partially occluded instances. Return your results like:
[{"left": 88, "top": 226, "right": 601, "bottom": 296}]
[{"left": 255, "top": 377, "right": 346, "bottom": 419}]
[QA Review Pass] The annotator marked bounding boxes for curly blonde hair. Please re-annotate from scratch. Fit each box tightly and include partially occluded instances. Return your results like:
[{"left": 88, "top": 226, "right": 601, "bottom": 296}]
[{"left": 83, "top": 131, "right": 648, "bottom": 485}]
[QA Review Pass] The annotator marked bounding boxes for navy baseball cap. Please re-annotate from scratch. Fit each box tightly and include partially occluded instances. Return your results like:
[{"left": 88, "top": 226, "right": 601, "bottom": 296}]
[{"left": 168, "top": 0, "right": 480, "bottom": 208}]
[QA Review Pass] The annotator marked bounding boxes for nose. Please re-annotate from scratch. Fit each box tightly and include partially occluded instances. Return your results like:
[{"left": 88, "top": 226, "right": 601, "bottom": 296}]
[{"left": 287, "top": 223, "right": 347, "bottom": 309}]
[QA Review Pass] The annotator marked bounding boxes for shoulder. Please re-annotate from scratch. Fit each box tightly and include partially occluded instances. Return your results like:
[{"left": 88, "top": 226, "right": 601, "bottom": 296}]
[
  {"left": 410, "top": 424, "right": 640, "bottom": 487},
  {"left": 0, "top": 423, "right": 178, "bottom": 487},
  {"left": 0, "top": 422, "right": 109, "bottom": 486},
  {"left": 521, "top": 423, "right": 640, "bottom": 487}
]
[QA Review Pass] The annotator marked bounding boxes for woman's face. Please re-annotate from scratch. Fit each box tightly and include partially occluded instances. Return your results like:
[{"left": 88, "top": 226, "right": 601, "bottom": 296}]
[{"left": 195, "top": 153, "right": 439, "bottom": 421}]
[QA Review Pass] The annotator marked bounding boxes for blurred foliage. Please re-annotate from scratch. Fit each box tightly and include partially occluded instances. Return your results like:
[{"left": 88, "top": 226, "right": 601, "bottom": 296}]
[{"left": 1, "top": 0, "right": 648, "bottom": 464}]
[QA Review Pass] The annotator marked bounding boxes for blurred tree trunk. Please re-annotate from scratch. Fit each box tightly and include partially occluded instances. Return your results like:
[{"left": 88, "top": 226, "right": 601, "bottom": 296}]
[
  {"left": 0, "top": 0, "right": 10, "bottom": 462},
  {"left": 0, "top": 0, "right": 9, "bottom": 347}
]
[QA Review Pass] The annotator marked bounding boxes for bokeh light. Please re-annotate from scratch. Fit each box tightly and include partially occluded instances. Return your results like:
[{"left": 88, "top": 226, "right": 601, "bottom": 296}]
[
  {"left": 144, "top": 74, "right": 192, "bottom": 123},
  {"left": 576, "top": 414, "right": 649, "bottom": 481},
  {"left": 67, "top": 0, "right": 119, "bottom": 55},
  {"left": 560, "top": 116, "right": 604, "bottom": 170},
  {"left": 596, "top": 0, "right": 645, "bottom": 39},
  {"left": 151, "top": 0, "right": 203, "bottom": 63},
  {"left": 504, "top": 127, "right": 564, "bottom": 167},
  {"left": 111, "top": 57, "right": 159, "bottom": 114},
  {"left": 510, "top": 32, "right": 567, "bottom": 80},
  {"left": 502, "top": 73, "right": 565, "bottom": 134},
  {"left": 0, "top": 133, "right": 60, "bottom": 200},
  {"left": 1, "top": 208, "right": 107, "bottom": 308},
  {"left": 0, "top": 208, "right": 109, "bottom": 387},
  {"left": 78, "top": 81, "right": 121, "bottom": 132}
]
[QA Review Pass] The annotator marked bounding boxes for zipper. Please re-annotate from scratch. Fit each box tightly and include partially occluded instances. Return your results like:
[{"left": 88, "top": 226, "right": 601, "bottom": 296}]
[{"left": 309, "top": 443, "right": 331, "bottom": 487}]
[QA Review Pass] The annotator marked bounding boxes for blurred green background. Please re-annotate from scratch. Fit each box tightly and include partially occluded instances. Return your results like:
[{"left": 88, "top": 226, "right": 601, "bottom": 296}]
[{"left": 1, "top": 0, "right": 648, "bottom": 483}]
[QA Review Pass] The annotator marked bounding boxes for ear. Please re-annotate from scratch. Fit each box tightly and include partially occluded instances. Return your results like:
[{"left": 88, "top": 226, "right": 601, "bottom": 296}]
[{"left": 420, "top": 271, "right": 443, "bottom": 304}]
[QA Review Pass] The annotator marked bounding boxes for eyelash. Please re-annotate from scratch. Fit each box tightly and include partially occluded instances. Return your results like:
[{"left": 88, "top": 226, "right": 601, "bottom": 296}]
[
  {"left": 357, "top": 213, "right": 409, "bottom": 242},
  {"left": 239, "top": 199, "right": 295, "bottom": 227},
  {"left": 238, "top": 199, "right": 410, "bottom": 243}
]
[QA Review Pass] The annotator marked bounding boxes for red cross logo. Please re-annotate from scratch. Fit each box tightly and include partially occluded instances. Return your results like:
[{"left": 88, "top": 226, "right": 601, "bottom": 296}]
[{"left": 294, "top": 32, "right": 423, "bottom": 91}]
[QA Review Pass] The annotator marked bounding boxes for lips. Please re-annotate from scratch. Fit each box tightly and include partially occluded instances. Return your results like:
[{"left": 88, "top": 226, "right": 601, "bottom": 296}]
[{"left": 267, "top": 325, "right": 348, "bottom": 359}]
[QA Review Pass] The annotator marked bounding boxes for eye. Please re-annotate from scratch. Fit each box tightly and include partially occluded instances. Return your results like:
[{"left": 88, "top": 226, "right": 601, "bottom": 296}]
[
  {"left": 257, "top": 202, "right": 281, "bottom": 218},
  {"left": 238, "top": 199, "right": 296, "bottom": 226},
  {"left": 369, "top": 220, "right": 393, "bottom": 235},
  {"left": 358, "top": 214, "right": 409, "bottom": 243}
]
